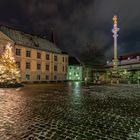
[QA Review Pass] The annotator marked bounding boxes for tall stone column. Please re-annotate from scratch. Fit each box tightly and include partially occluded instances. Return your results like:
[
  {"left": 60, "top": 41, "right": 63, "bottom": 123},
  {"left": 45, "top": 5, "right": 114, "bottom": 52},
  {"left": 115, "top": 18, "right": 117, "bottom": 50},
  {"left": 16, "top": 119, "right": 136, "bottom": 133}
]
[{"left": 112, "top": 15, "right": 120, "bottom": 69}]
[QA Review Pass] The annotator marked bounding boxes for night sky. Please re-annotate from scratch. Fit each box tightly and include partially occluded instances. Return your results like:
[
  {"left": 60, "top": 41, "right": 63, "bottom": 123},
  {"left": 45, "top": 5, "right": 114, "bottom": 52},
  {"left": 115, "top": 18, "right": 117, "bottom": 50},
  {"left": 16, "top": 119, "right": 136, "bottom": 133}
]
[{"left": 0, "top": 0, "right": 140, "bottom": 63}]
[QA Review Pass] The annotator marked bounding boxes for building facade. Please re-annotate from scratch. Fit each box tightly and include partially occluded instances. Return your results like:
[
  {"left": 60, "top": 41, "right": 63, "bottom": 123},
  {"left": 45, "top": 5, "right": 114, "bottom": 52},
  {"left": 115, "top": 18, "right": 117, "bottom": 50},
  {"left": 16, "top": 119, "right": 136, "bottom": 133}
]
[
  {"left": 67, "top": 57, "right": 83, "bottom": 81},
  {"left": 0, "top": 26, "right": 68, "bottom": 82},
  {"left": 83, "top": 66, "right": 93, "bottom": 82},
  {"left": 67, "top": 65, "right": 83, "bottom": 81},
  {"left": 106, "top": 52, "right": 140, "bottom": 83}
]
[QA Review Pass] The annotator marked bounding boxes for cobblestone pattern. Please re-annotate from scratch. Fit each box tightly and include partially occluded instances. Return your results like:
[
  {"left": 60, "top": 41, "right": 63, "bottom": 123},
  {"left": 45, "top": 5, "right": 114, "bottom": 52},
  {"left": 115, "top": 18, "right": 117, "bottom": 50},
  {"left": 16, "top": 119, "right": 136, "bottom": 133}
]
[{"left": 0, "top": 83, "right": 140, "bottom": 140}]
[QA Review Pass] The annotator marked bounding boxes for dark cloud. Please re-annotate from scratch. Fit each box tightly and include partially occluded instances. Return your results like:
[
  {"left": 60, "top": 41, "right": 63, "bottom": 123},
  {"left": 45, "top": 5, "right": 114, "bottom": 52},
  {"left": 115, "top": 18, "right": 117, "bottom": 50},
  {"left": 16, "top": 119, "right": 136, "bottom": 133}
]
[{"left": 0, "top": 0, "right": 140, "bottom": 62}]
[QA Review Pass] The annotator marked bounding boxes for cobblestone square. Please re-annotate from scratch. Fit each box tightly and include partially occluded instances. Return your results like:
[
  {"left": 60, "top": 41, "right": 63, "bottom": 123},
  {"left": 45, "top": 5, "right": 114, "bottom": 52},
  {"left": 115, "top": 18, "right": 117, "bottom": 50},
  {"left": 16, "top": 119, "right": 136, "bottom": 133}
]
[{"left": 0, "top": 82, "right": 140, "bottom": 140}]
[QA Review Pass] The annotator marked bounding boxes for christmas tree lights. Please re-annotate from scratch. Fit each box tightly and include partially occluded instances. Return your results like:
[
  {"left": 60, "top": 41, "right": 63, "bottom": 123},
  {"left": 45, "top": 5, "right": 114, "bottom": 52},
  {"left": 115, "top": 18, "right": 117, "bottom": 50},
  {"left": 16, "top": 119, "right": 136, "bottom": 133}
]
[{"left": 0, "top": 43, "right": 20, "bottom": 84}]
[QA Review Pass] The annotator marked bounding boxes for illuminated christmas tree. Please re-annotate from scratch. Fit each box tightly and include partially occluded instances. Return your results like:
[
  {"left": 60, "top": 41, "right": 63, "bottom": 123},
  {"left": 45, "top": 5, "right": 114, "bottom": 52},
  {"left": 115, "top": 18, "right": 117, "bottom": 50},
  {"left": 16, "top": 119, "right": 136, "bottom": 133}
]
[{"left": 0, "top": 43, "right": 20, "bottom": 84}]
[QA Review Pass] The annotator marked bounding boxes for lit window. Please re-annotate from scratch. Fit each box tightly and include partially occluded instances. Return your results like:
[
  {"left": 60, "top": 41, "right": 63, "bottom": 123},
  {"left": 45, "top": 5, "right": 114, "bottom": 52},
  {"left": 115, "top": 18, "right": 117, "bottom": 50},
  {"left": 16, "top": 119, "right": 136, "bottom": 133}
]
[
  {"left": 69, "top": 77, "right": 71, "bottom": 79},
  {"left": 77, "top": 67, "right": 79, "bottom": 70},
  {"left": 69, "top": 72, "right": 71, "bottom": 75}
]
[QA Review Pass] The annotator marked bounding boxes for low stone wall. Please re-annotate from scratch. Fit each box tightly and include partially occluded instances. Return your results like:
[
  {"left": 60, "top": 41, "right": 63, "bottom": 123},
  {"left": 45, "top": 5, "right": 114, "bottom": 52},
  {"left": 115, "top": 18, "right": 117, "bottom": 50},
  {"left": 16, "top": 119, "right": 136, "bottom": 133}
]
[{"left": 0, "top": 83, "right": 24, "bottom": 88}]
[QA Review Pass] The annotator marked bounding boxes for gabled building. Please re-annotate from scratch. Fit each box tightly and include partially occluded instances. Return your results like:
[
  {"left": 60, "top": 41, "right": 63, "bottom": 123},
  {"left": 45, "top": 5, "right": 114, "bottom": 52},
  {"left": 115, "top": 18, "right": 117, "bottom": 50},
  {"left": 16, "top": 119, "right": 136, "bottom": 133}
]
[
  {"left": 67, "top": 57, "right": 83, "bottom": 81},
  {"left": 0, "top": 25, "right": 68, "bottom": 82}
]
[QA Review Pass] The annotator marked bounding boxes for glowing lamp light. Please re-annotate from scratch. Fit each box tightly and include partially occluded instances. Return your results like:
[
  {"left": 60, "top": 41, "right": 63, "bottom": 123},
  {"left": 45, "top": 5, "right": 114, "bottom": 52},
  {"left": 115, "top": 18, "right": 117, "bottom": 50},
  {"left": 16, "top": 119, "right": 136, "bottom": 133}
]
[
  {"left": 124, "top": 70, "right": 127, "bottom": 74},
  {"left": 76, "top": 74, "right": 79, "bottom": 76}
]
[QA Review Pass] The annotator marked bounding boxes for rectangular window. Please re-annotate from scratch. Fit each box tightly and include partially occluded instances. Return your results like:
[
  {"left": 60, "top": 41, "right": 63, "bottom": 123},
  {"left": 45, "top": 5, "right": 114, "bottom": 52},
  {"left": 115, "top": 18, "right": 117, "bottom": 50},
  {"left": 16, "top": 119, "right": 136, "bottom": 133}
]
[
  {"left": 16, "top": 48, "right": 21, "bottom": 56},
  {"left": 54, "top": 75, "right": 57, "bottom": 80},
  {"left": 46, "top": 54, "right": 50, "bottom": 60},
  {"left": 37, "top": 52, "right": 41, "bottom": 59},
  {"left": 37, "top": 75, "right": 40, "bottom": 80},
  {"left": 65, "top": 66, "right": 67, "bottom": 72},
  {"left": 54, "top": 55, "right": 57, "bottom": 61},
  {"left": 16, "top": 62, "right": 20, "bottom": 68},
  {"left": 26, "top": 74, "right": 30, "bottom": 80},
  {"left": 46, "top": 75, "right": 49, "bottom": 80},
  {"left": 37, "top": 63, "right": 41, "bottom": 70},
  {"left": 63, "top": 57, "right": 64, "bottom": 62},
  {"left": 46, "top": 64, "right": 49, "bottom": 71},
  {"left": 54, "top": 65, "right": 57, "bottom": 71},
  {"left": 63, "top": 66, "right": 64, "bottom": 71},
  {"left": 26, "top": 62, "right": 30, "bottom": 69},
  {"left": 26, "top": 50, "right": 31, "bottom": 57}
]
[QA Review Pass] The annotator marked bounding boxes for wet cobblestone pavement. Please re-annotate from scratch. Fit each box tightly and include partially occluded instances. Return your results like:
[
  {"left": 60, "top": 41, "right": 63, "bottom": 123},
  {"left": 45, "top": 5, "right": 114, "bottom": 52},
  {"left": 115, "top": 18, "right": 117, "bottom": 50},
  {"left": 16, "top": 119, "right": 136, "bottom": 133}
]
[{"left": 0, "top": 82, "right": 140, "bottom": 140}]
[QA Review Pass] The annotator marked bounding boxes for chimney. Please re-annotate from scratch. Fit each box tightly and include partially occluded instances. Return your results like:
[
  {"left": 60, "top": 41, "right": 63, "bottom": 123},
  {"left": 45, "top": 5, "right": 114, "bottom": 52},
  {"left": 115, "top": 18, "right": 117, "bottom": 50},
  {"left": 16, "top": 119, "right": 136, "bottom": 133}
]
[{"left": 51, "top": 28, "right": 55, "bottom": 44}]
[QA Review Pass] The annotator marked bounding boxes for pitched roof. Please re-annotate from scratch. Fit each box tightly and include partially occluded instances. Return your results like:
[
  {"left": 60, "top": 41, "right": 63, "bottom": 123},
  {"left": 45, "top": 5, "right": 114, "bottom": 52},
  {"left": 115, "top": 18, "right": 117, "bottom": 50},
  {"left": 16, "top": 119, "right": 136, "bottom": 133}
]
[
  {"left": 0, "top": 25, "right": 62, "bottom": 54},
  {"left": 69, "top": 56, "right": 81, "bottom": 65},
  {"left": 119, "top": 52, "right": 140, "bottom": 60}
]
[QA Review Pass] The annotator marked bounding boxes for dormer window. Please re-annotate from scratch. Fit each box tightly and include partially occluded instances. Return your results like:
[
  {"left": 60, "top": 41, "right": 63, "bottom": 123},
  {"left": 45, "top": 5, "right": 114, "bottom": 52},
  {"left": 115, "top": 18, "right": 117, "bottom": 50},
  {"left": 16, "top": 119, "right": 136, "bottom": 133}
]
[{"left": 35, "top": 42, "right": 39, "bottom": 47}]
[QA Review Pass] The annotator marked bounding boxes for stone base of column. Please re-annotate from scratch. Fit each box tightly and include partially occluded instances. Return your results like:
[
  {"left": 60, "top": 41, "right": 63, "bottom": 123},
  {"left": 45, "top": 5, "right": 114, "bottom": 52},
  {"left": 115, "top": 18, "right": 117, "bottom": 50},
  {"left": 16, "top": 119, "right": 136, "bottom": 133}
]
[
  {"left": 112, "top": 59, "right": 119, "bottom": 69},
  {"left": 110, "top": 68, "right": 121, "bottom": 84}
]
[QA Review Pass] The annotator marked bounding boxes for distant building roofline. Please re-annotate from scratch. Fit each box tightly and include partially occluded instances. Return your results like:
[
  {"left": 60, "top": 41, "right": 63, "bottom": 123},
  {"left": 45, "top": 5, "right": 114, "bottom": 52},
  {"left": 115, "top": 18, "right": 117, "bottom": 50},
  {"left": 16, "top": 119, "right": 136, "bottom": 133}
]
[
  {"left": 69, "top": 56, "right": 82, "bottom": 65},
  {"left": 119, "top": 51, "right": 140, "bottom": 60}
]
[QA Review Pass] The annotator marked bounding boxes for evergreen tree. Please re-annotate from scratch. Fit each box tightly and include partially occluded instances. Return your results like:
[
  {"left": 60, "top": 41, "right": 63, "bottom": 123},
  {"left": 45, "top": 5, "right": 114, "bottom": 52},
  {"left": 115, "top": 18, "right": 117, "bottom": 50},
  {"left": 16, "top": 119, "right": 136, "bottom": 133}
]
[{"left": 0, "top": 43, "right": 20, "bottom": 84}]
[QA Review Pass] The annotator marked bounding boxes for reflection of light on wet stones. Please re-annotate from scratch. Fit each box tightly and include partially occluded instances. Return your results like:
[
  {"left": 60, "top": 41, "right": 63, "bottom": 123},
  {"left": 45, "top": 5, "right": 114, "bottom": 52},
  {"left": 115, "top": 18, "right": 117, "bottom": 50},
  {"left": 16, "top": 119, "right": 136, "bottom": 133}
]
[{"left": 0, "top": 84, "right": 140, "bottom": 139}]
